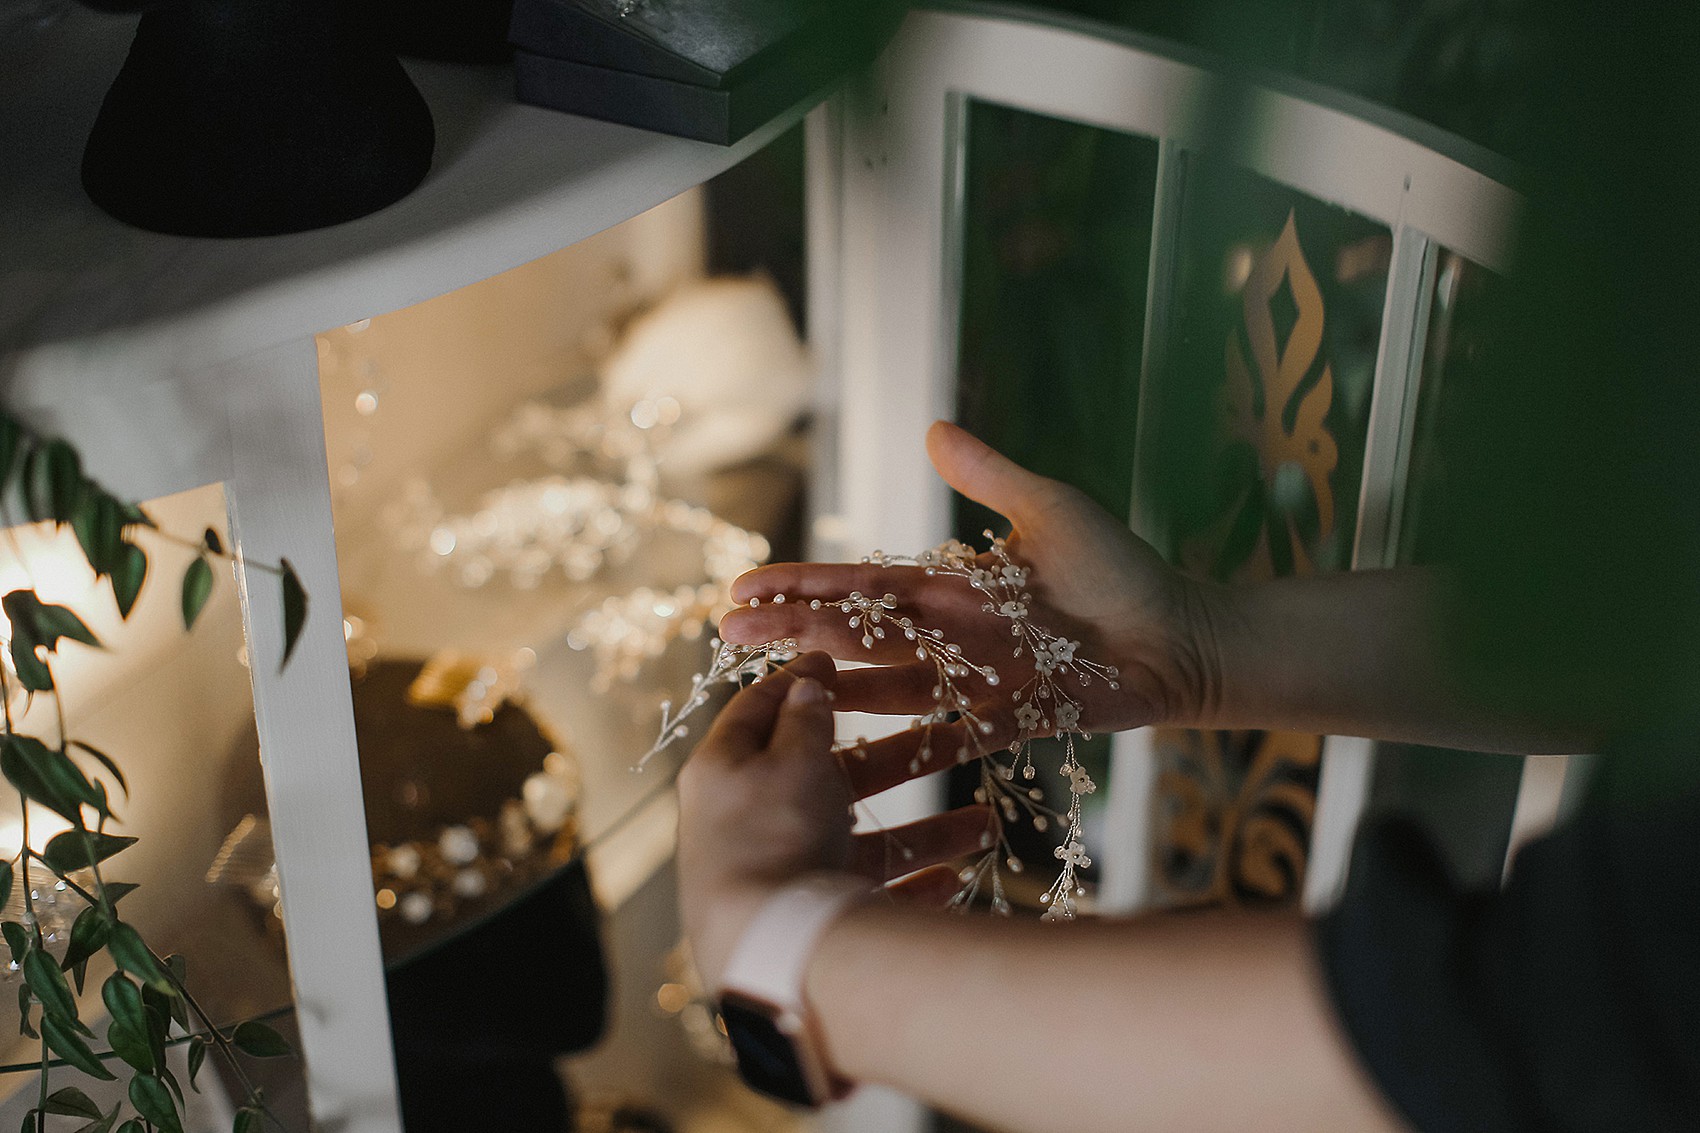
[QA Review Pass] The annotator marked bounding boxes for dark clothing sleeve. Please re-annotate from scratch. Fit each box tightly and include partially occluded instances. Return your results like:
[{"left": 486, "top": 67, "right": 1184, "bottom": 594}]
[{"left": 1316, "top": 756, "right": 1700, "bottom": 1133}]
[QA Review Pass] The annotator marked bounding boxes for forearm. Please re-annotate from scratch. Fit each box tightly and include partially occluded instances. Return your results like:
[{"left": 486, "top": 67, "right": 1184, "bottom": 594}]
[
  {"left": 1200, "top": 568, "right": 1594, "bottom": 753},
  {"left": 807, "top": 904, "right": 1406, "bottom": 1133}
]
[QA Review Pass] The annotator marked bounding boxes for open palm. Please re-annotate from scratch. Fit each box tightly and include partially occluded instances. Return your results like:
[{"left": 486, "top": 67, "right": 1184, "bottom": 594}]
[{"left": 719, "top": 421, "right": 1219, "bottom": 796}]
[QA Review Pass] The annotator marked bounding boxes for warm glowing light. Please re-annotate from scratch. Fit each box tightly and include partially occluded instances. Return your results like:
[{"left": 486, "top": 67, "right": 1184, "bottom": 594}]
[
  {"left": 0, "top": 524, "right": 101, "bottom": 638},
  {"left": 656, "top": 982, "right": 691, "bottom": 1014},
  {"left": 0, "top": 808, "right": 77, "bottom": 861},
  {"left": 375, "top": 888, "right": 397, "bottom": 910}
]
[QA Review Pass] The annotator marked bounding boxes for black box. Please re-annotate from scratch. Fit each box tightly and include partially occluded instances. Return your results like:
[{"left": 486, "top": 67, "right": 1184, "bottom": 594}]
[{"left": 510, "top": 0, "right": 904, "bottom": 145}]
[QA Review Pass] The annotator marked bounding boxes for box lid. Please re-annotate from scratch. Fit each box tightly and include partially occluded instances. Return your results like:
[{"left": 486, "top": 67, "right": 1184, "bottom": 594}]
[{"left": 509, "top": 0, "right": 883, "bottom": 89}]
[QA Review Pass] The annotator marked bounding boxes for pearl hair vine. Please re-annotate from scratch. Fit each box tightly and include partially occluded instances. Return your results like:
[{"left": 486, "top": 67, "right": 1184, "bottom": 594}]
[
  {"left": 391, "top": 397, "right": 770, "bottom": 691},
  {"left": 643, "top": 534, "right": 1118, "bottom": 920}
]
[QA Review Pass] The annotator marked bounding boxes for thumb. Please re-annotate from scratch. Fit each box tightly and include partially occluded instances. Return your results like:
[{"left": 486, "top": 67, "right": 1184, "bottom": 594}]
[
  {"left": 766, "top": 676, "right": 835, "bottom": 760},
  {"left": 925, "top": 420, "right": 1059, "bottom": 529}
]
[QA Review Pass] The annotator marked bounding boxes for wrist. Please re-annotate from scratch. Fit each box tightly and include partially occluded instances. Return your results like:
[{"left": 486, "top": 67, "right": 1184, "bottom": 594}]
[
  {"left": 1169, "top": 572, "right": 1234, "bottom": 730},
  {"left": 712, "top": 873, "right": 874, "bottom": 1107}
]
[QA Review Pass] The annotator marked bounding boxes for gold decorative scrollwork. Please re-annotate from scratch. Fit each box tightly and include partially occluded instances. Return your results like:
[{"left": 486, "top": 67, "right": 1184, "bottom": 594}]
[
  {"left": 1154, "top": 728, "right": 1321, "bottom": 906},
  {"left": 1156, "top": 209, "right": 1340, "bottom": 908},
  {"left": 1182, "top": 209, "right": 1340, "bottom": 582}
]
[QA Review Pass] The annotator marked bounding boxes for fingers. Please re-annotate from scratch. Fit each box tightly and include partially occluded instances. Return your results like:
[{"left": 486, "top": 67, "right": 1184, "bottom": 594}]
[
  {"left": 840, "top": 715, "right": 1016, "bottom": 799},
  {"left": 720, "top": 602, "right": 928, "bottom": 665},
  {"left": 731, "top": 562, "right": 920, "bottom": 605},
  {"left": 925, "top": 420, "right": 1064, "bottom": 530},
  {"left": 721, "top": 564, "right": 991, "bottom": 653},
  {"left": 886, "top": 864, "right": 967, "bottom": 906},
  {"left": 832, "top": 662, "right": 950, "bottom": 716},
  {"left": 849, "top": 805, "right": 995, "bottom": 881},
  {"left": 766, "top": 671, "right": 835, "bottom": 761},
  {"left": 700, "top": 652, "right": 836, "bottom": 758}
]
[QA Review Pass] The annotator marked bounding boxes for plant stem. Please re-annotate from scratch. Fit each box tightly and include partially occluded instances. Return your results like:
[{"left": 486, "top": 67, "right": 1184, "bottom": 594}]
[
  {"left": 143, "top": 529, "right": 284, "bottom": 577},
  {"left": 42, "top": 663, "right": 108, "bottom": 910},
  {"left": 149, "top": 944, "right": 287, "bottom": 1131},
  {"left": 20, "top": 805, "right": 34, "bottom": 926},
  {"left": 36, "top": 1032, "right": 47, "bottom": 1133}
]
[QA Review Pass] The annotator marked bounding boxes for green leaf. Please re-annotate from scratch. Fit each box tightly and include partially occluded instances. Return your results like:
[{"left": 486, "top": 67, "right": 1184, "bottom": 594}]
[
  {"left": 62, "top": 906, "right": 111, "bottom": 977},
  {"left": 106, "top": 925, "right": 173, "bottom": 995},
  {"left": 2, "top": 734, "right": 105, "bottom": 822},
  {"left": 278, "top": 557, "right": 309, "bottom": 670},
  {"left": 3, "top": 590, "right": 100, "bottom": 652},
  {"left": 181, "top": 557, "right": 213, "bottom": 631},
  {"left": 41, "top": 1014, "right": 116, "bottom": 1081},
  {"left": 23, "top": 945, "right": 79, "bottom": 1026},
  {"left": 0, "top": 860, "right": 11, "bottom": 911},
  {"left": 280, "top": 558, "right": 307, "bottom": 670},
  {"left": 9, "top": 636, "right": 48, "bottom": 687},
  {"left": 68, "top": 740, "right": 128, "bottom": 801},
  {"left": 45, "top": 1087, "right": 103, "bottom": 1120},
  {"left": 116, "top": 501, "right": 154, "bottom": 529},
  {"left": 105, "top": 1018, "right": 152, "bottom": 1073},
  {"left": 70, "top": 1105, "right": 121, "bottom": 1133},
  {"left": 186, "top": 1036, "right": 206, "bottom": 1091},
  {"left": 152, "top": 957, "right": 189, "bottom": 1031},
  {"left": 102, "top": 971, "right": 147, "bottom": 1033},
  {"left": 203, "top": 528, "right": 224, "bottom": 555},
  {"left": 128, "top": 1074, "right": 182, "bottom": 1133},
  {"left": 71, "top": 492, "right": 124, "bottom": 579},
  {"left": 21, "top": 445, "right": 51, "bottom": 523},
  {"left": 141, "top": 985, "right": 176, "bottom": 1054},
  {"left": 232, "top": 1020, "right": 291, "bottom": 1058},
  {"left": 115, "top": 1121, "right": 145, "bottom": 1133},
  {"left": 17, "top": 981, "right": 35, "bottom": 1039},
  {"left": 42, "top": 830, "right": 135, "bottom": 873},
  {"left": 0, "top": 415, "right": 21, "bottom": 499},
  {"left": 8, "top": 636, "right": 48, "bottom": 692},
  {"left": 233, "top": 1109, "right": 263, "bottom": 1133},
  {"left": 2, "top": 921, "right": 31, "bottom": 965},
  {"left": 19, "top": 1109, "right": 34, "bottom": 1133},
  {"left": 110, "top": 541, "right": 147, "bottom": 619},
  {"left": 103, "top": 881, "right": 140, "bottom": 906},
  {"left": 42, "top": 440, "right": 86, "bottom": 525},
  {"left": 157, "top": 1062, "right": 184, "bottom": 1109}
]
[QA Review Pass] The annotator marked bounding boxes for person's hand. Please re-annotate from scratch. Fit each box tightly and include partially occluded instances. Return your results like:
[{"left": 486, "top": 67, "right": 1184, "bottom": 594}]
[
  {"left": 719, "top": 422, "right": 1222, "bottom": 794},
  {"left": 676, "top": 651, "right": 994, "bottom": 992}
]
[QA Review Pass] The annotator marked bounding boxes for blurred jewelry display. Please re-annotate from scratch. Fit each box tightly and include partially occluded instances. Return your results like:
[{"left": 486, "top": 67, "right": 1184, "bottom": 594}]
[
  {"left": 210, "top": 651, "right": 583, "bottom": 933},
  {"left": 643, "top": 535, "right": 1117, "bottom": 920},
  {"left": 391, "top": 395, "right": 771, "bottom": 690}
]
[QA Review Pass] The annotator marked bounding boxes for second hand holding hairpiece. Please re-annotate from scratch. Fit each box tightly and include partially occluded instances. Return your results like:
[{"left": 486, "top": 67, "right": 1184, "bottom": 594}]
[{"left": 643, "top": 534, "right": 1118, "bottom": 920}]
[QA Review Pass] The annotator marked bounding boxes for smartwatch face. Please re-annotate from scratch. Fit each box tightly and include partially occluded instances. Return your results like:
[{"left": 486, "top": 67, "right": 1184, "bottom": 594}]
[{"left": 719, "top": 995, "right": 816, "bottom": 1107}]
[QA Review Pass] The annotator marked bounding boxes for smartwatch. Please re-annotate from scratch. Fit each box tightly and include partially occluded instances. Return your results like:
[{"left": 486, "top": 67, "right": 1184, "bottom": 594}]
[{"left": 715, "top": 874, "right": 871, "bottom": 1107}]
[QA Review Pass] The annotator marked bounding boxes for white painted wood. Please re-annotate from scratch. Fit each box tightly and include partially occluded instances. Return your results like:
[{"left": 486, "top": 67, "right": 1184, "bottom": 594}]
[
  {"left": 1302, "top": 227, "right": 1440, "bottom": 909},
  {"left": 1303, "top": 736, "right": 1378, "bottom": 914},
  {"left": 224, "top": 339, "right": 402, "bottom": 1133},
  {"left": 805, "top": 97, "right": 852, "bottom": 563},
  {"left": 1502, "top": 755, "right": 1577, "bottom": 882},
  {"left": 1097, "top": 728, "right": 1160, "bottom": 915},
  {"left": 892, "top": 9, "right": 1516, "bottom": 268},
  {"left": 1352, "top": 229, "right": 1438, "bottom": 571}
]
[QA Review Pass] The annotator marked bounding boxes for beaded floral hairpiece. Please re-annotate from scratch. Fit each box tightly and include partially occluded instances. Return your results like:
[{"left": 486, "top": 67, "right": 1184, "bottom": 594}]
[{"left": 643, "top": 535, "right": 1118, "bottom": 920}]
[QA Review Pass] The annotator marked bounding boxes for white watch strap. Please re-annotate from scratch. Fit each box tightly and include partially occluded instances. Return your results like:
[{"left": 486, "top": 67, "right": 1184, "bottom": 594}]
[{"left": 719, "top": 874, "right": 872, "bottom": 1007}]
